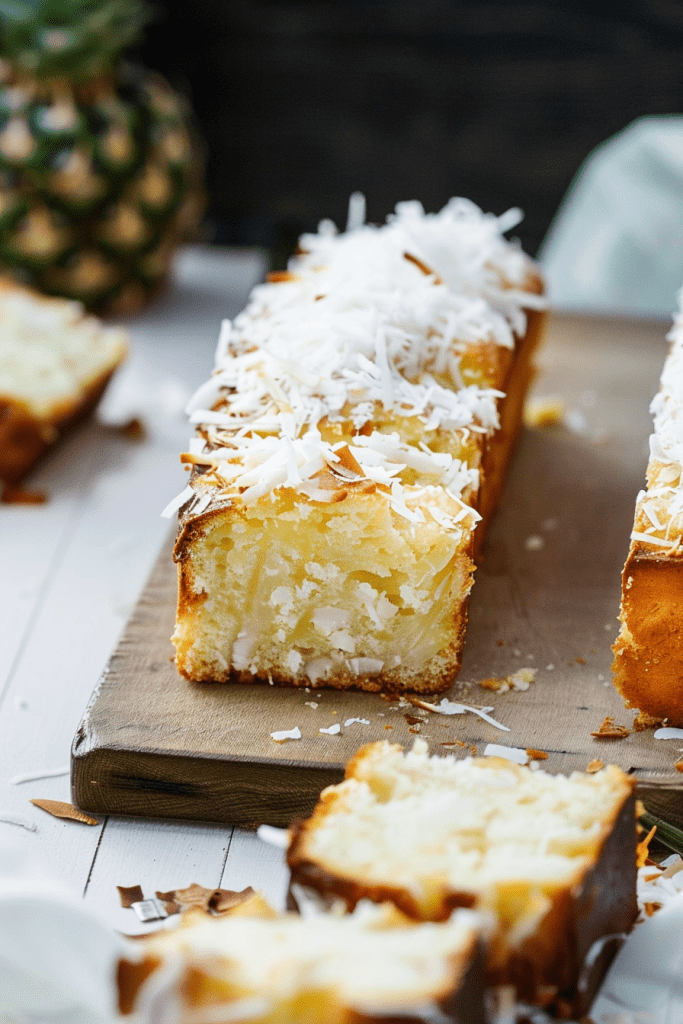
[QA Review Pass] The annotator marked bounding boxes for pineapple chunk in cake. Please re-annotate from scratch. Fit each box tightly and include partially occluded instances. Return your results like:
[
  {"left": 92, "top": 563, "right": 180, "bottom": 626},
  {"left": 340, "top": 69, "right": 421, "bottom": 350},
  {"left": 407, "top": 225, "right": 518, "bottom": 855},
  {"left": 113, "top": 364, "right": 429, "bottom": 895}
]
[
  {"left": 165, "top": 197, "right": 546, "bottom": 692},
  {"left": 119, "top": 894, "right": 486, "bottom": 1023},
  {"left": 174, "top": 479, "right": 478, "bottom": 692},
  {"left": 287, "top": 739, "right": 637, "bottom": 1009}
]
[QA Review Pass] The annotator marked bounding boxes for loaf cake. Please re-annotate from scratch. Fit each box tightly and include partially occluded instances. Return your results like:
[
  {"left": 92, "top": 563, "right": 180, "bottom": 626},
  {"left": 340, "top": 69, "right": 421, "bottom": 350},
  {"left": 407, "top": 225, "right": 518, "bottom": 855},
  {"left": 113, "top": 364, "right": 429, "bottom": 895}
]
[
  {"left": 0, "top": 278, "right": 127, "bottom": 484},
  {"left": 287, "top": 739, "right": 637, "bottom": 1010},
  {"left": 613, "top": 295, "right": 683, "bottom": 723},
  {"left": 118, "top": 891, "right": 486, "bottom": 1023},
  {"left": 166, "top": 198, "right": 546, "bottom": 693}
]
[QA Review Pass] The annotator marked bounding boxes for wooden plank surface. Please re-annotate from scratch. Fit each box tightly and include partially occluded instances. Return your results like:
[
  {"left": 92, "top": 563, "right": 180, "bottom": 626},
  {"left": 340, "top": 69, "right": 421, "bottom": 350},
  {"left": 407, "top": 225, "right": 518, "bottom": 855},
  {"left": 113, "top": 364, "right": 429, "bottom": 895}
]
[{"left": 71, "top": 309, "right": 683, "bottom": 827}]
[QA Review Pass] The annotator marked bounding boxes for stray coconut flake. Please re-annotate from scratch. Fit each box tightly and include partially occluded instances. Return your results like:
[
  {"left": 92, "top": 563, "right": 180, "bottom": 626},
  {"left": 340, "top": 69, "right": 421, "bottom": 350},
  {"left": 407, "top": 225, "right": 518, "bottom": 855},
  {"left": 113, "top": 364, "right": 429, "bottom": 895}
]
[
  {"left": 9, "top": 765, "right": 69, "bottom": 785},
  {"left": 257, "top": 824, "right": 290, "bottom": 849},
  {"left": 654, "top": 727, "right": 683, "bottom": 740},
  {"left": 413, "top": 698, "right": 509, "bottom": 732},
  {"left": 483, "top": 744, "right": 529, "bottom": 765},
  {"left": 319, "top": 723, "right": 341, "bottom": 735},
  {"left": 0, "top": 811, "right": 36, "bottom": 831},
  {"left": 270, "top": 727, "right": 302, "bottom": 743},
  {"left": 344, "top": 717, "right": 370, "bottom": 727}
]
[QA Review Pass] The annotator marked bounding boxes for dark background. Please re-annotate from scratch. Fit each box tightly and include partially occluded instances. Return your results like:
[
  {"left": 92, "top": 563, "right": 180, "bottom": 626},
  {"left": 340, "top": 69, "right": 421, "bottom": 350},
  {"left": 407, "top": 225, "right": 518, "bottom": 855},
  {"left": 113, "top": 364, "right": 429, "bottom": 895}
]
[{"left": 136, "top": 0, "right": 683, "bottom": 261}]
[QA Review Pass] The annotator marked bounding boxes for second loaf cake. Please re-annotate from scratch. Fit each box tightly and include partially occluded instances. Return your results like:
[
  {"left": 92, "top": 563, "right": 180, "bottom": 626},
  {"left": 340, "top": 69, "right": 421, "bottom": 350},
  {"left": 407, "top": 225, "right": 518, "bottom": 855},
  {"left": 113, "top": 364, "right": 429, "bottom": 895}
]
[{"left": 165, "top": 198, "right": 546, "bottom": 693}]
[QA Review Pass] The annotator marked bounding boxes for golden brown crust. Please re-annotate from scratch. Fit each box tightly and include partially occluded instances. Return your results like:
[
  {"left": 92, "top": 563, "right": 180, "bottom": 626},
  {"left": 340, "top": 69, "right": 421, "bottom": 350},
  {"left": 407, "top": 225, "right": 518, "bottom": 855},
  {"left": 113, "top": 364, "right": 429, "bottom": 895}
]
[
  {"left": 474, "top": 306, "right": 546, "bottom": 553},
  {"left": 0, "top": 365, "right": 120, "bottom": 484},
  {"left": 613, "top": 546, "right": 683, "bottom": 724}
]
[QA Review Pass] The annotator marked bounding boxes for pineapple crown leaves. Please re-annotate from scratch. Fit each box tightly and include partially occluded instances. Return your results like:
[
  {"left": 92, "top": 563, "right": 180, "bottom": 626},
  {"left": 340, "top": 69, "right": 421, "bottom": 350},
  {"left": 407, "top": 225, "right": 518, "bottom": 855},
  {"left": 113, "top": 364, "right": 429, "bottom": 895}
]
[{"left": 0, "top": 0, "right": 152, "bottom": 81}]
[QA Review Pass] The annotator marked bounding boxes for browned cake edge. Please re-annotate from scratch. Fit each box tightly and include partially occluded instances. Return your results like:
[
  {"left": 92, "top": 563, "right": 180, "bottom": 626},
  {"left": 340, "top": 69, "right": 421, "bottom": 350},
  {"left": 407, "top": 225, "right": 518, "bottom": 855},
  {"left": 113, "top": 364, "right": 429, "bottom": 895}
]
[
  {"left": 117, "top": 918, "right": 487, "bottom": 1024},
  {"left": 287, "top": 766, "right": 636, "bottom": 1014},
  {"left": 613, "top": 546, "right": 683, "bottom": 725}
]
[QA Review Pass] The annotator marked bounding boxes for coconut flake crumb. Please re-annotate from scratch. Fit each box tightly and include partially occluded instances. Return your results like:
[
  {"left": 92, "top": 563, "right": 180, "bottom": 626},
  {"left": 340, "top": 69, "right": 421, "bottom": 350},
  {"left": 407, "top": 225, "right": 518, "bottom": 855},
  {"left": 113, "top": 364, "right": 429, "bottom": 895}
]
[
  {"left": 257, "top": 824, "right": 290, "bottom": 849},
  {"left": 654, "top": 727, "right": 683, "bottom": 740},
  {"left": 319, "top": 723, "right": 341, "bottom": 735},
  {"left": 304, "top": 701, "right": 319, "bottom": 710},
  {"left": 344, "top": 718, "right": 370, "bottom": 727},
  {"left": 411, "top": 698, "right": 509, "bottom": 732},
  {"left": 270, "top": 727, "right": 302, "bottom": 742},
  {"left": 0, "top": 811, "right": 36, "bottom": 830},
  {"left": 478, "top": 668, "right": 536, "bottom": 694},
  {"left": 636, "top": 855, "right": 683, "bottom": 922},
  {"left": 523, "top": 396, "right": 565, "bottom": 428},
  {"left": 483, "top": 743, "right": 529, "bottom": 764}
]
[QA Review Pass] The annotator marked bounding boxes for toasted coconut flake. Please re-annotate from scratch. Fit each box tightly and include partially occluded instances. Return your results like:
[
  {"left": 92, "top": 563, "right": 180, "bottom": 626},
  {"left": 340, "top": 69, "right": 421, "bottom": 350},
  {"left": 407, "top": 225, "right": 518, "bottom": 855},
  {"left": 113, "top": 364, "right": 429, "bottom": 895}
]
[
  {"left": 525, "top": 748, "right": 548, "bottom": 760},
  {"left": 637, "top": 826, "right": 657, "bottom": 869},
  {"left": 154, "top": 883, "right": 257, "bottom": 917},
  {"left": 591, "top": 716, "right": 630, "bottom": 739},
  {"left": 118, "top": 884, "right": 144, "bottom": 908},
  {"left": 586, "top": 759, "right": 604, "bottom": 774},
  {"left": 29, "top": 798, "right": 99, "bottom": 825},
  {"left": 0, "top": 485, "right": 47, "bottom": 504}
]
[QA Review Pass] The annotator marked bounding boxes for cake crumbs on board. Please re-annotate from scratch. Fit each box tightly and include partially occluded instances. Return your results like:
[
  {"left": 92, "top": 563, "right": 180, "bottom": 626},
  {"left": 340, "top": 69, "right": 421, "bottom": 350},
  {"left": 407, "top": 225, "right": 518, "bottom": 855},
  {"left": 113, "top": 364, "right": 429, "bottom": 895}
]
[
  {"left": 478, "top": 667, "right": 536, "bottom": 694},
  {"left": 633, "top": 711, "right": 665, "bottom": 731},
  {"left": 591, "top": 716, "right": 631, "bottom": 739},
  {"left": 586, "top": 759, "right": 604, "bottom": 773}
]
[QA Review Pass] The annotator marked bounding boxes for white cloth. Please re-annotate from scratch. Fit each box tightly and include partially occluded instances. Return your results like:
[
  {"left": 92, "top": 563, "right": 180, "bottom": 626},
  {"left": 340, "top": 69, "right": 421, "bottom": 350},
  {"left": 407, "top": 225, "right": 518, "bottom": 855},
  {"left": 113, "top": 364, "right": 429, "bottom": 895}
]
[
  {"left": 540, "top": 116, "right": 683, "bottom": 317},
  {"left": 592, "top": 889, "right": 683, "bottom": 1023},
  {"left": 0, "top": 842, "right": 124, "bottom": 1024}
]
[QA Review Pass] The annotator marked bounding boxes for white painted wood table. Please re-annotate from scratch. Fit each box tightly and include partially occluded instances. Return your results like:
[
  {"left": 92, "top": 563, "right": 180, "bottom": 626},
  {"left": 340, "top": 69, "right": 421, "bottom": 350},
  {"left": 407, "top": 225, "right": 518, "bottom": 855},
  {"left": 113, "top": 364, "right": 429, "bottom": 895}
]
[{"left": 0, "top": 246, "right": 290, "bottom": 938}]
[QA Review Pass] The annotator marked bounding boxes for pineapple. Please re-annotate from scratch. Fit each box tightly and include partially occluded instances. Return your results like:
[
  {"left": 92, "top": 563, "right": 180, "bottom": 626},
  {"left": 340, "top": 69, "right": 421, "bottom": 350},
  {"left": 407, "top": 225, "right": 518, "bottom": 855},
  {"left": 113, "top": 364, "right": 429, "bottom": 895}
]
[{"left": 0, "top": 0, "right": 204, "bottom": 313}]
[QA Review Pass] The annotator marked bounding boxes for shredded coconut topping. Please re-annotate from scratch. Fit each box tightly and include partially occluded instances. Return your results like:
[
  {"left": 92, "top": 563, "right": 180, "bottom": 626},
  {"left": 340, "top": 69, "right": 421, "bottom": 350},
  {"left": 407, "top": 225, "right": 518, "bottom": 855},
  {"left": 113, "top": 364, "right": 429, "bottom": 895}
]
[
  {"left": 165, "top": 197, "right": 544, "bottom": 516},
  {"left": 633, "top": 289, "right": 683, "bottom": 542}
]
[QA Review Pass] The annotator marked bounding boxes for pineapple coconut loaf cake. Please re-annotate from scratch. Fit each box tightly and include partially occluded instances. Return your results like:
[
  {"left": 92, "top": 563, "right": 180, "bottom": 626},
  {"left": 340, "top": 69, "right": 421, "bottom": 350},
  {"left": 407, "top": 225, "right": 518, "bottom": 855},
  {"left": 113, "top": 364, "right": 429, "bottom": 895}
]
[
  {"left": 118, "top": 893, "right": 486, "bottom": 1023},
  {"left": 288, "top": 739, "right": 637, "bottom": 1013},
  {"left": 117, "top": 741, "right": 636, "bottom": 1019},
  {"left": 166, "top": 197, "right": 547, "bottom": 693},
  {"left": 0, "top": 277, "right": 127, "bottom": 484},
  {"left": 613, "top": 293, "right": 683, "bottom": 724}
]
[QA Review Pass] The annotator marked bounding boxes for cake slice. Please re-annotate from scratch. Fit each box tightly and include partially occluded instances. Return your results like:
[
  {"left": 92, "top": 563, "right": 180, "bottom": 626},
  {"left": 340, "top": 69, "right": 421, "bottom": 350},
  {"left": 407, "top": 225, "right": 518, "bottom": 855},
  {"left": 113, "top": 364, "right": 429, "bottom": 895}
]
[
  {"left": 0, "top": 277, "right": 127, "bottom": 484},
  {"left": 613, "top": 294, "right": 683, "bottom": 723},
  {"left": 287, "top": 739, "right": 637, "bottom": 1011},
  {"left": 166, "top": 198, "right": 546, "bottom": 693},
  {"left": 118, "top": 892, "right": 486, "bottom": 1023}
]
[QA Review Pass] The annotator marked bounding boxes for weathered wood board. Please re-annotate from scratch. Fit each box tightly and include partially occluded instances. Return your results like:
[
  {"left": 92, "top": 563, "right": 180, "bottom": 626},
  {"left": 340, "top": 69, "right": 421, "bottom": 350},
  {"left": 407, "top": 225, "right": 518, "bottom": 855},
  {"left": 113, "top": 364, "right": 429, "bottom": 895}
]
[{"left": 72, "top": 311, "right": 683, "bottom": 827}]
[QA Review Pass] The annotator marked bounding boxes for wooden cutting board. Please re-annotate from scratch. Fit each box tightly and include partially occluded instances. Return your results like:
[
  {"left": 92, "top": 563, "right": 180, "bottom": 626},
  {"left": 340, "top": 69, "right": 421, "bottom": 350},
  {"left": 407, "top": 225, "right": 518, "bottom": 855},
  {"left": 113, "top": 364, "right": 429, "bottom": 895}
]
[{"left": 71, "top": 311, "right": 683, "bottom": 827}]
